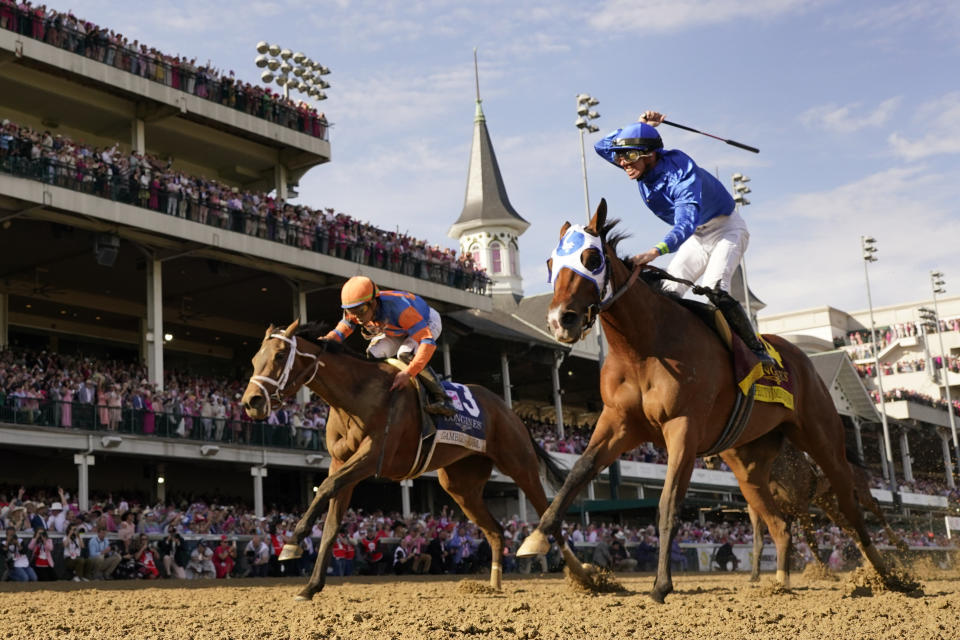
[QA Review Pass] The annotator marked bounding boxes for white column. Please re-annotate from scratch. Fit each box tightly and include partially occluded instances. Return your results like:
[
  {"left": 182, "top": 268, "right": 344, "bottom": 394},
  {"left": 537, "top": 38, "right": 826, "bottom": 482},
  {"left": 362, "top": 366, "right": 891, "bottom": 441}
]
[
  {"left": 275, "top": 164, "right": 288, "bottom": 200},
  {"left": 517, "top": 488, "right": 528, "bottom": 524},
  {"left": 636, "top": 485, "right": 645, "bottom": 499},
  {"left": 939, "top": 430, "right": 956, "bottom": 489},
  {"left": 73, "top": 450, "right": 94, "bottom": 512},
  {"left": 851, "top": 418, "right": 865, "bottom": 464},
  {"left": 500, "top": 352, "right": 512, "bottom": 408},
  {"left": 900, "top": 430, "right": 913, "bottom": 484},
  {"left": 293, "top": 288, "right": 310, "bottom": 406},
  {"left": 587, "top": 481, "right": 596, "bottom": 499},
  {"left": 552, "top": 351, "right": 565, "bottom": 440},
  {"left": 442, "top": 341, "right": 452, "bottom": 380},
  {"left": 400, "top": 479, "right": 413, "bottom": 518},
  {"left": 878, "top": 434, "right": 890, "bottom": 483},
  {"left": 131, "top": 118, "right": 145, "bottom": 154},
  {"left": 145, "top": 258, "right": 164, "bottom": 391},
  {"left": 0, "top": 292, "right": 8, "bottom": 348},
  {"left": 251, "top": 466, "right": 267, "bottom": 518}
]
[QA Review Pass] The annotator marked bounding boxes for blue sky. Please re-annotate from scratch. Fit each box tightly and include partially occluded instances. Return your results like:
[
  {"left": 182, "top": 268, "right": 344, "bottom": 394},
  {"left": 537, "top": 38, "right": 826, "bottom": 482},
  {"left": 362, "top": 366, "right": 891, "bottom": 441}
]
[{"left": 73, "top": 0, "right": 960, "bottom": 315}]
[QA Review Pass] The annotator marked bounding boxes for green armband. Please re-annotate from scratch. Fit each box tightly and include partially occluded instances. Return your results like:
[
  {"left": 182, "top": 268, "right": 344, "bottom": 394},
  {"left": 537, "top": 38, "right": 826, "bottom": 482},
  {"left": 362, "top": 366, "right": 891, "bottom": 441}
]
[{"left": 655, "top": 242, "right": 669, "bottom": 256}]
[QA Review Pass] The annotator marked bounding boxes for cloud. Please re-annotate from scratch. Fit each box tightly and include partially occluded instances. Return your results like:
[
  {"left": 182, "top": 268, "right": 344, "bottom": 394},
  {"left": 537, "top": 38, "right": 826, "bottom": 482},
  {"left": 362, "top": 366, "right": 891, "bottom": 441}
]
[
  {"left": 888, "top": 91, "right": 960, "bottom": 160},
  {"left": 799, "top": 97, "right": 901, "bottom": 134},
  {"left": 748, "top": 165, "right": 960, "bottom": 312},
  {"left": 589, "top": 0, "right": 814, "bottom": 33}
]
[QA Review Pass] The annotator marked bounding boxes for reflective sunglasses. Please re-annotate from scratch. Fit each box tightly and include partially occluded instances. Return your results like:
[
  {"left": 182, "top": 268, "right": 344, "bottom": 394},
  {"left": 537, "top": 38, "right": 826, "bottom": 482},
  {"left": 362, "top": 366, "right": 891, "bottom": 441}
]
[
  {"left": 346, "top": 302, "right": 372, "bottom": 318},
  {"left": 613, "top": 148, "right": 652, "bottom": 164}
]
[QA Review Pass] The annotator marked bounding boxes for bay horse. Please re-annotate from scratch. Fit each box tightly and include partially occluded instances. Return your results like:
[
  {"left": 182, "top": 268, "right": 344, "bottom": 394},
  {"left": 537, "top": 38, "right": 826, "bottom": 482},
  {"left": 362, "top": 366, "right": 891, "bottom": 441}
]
[
  {"left": 516, "top": 199, "right": 904, "bottom": 602},
  {"left": 745, "top": 433, "right": 908, "bottom": 580},
  {"left": 241, "top": 320, "right": 583, "bottom": 601}
]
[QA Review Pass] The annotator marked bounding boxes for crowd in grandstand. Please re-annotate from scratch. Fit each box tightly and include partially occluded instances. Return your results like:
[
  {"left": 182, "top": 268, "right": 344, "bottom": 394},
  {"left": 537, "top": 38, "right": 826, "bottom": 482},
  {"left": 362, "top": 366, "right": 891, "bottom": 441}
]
[
  {"left": 2, "top": 484, "right": 957, "bottom": 583},
  {"left": 0, "top": 119, "right": 490, "bottom": 293},
  {"left": 0, "top": 1, "right": 327, "bottom": 138},
  {"left": 871, "top": 388, "right": 960, "bottom": 418},
  {"left": 0, "top": 347, "right": 328, "bottom": 449},
  {"left": 837, "top": 319, "right": 960, "bottom": 362}
]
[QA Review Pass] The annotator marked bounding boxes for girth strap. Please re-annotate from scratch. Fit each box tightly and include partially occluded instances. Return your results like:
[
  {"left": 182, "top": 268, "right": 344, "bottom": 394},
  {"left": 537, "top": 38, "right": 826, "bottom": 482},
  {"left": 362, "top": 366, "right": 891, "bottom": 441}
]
[{"left": 700, "top": 383, "right": 756, "bottom": 457}]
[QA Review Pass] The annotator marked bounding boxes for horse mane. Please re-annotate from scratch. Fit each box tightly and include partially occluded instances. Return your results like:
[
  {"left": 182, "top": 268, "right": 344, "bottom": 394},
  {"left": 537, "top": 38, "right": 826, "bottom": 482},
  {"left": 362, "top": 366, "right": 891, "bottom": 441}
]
[
  {"left": 293, "top": 321, "right": 386, "bottom": 363},
  {"left": 601, "top": 217, "right": 665, "bottom": 288}
]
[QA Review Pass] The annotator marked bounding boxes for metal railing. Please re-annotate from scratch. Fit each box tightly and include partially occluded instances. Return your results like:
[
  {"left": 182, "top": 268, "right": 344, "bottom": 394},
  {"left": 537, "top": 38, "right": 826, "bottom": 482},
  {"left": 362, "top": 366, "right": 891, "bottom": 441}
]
[
  {"left": 0, "top": 153, "right": 492, "bottom": 294},
  {"left": 1, "top": 8, "right": 328, "bottom": 139},
  {"left": 0, "top": 399, "right": 323, "bottom": 451}
]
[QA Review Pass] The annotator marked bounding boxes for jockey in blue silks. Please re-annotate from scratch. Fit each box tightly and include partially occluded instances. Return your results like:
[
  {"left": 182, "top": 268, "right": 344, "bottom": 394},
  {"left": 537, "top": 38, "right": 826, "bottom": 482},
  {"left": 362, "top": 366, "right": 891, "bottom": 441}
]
[{"left": 594, "top": 110, "right": 772, "bottom": 364}]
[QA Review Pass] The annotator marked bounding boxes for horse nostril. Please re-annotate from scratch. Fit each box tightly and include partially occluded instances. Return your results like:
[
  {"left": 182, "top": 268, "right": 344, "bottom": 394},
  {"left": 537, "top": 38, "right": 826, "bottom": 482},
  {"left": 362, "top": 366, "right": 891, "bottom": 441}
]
[
  {"left": 560, "top": 311, "right": 579, "bottom": 329},
  {"left": 247, "top": 395, "right": 265, "bottom": 412}
]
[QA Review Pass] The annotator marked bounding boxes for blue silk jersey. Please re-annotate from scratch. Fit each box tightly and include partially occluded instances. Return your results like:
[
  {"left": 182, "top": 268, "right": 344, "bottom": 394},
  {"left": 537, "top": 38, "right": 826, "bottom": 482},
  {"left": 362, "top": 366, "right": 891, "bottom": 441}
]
[
  {"left": 331, "top": 290, "right": 435, "bottom": 345},
  {"left": 595, "top": 132, "right": 736, "bottom": 254}
]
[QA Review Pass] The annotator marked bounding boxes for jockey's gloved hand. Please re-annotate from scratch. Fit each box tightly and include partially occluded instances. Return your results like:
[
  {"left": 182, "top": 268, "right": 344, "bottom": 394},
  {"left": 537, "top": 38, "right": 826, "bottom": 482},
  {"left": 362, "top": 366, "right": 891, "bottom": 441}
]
[{"left": 639, "top": 110, "right": 666, "bottom": 126}]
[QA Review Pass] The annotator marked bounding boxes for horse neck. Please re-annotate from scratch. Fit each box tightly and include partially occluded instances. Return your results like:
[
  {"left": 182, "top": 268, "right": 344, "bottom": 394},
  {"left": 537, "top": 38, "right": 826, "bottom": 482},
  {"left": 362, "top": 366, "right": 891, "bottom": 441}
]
[
  {"left": 600, "top": 262, "right": 668, "bottom": 355},
  {"left": 303, "top": 345, "right": 388, "bottom": 418}
]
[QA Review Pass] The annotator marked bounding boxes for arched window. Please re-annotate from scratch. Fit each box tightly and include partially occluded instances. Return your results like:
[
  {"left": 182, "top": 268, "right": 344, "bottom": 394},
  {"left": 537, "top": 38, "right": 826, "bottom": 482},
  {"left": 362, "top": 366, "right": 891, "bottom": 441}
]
[
  {"left": 510, "top": 240, "right": 519, "bottom": 277},
  {"left": 490, "top": 241, "right": 503, "bottom": 274},
  {"left": 469, "top": 243, "right": 481, "bottom": 266}
]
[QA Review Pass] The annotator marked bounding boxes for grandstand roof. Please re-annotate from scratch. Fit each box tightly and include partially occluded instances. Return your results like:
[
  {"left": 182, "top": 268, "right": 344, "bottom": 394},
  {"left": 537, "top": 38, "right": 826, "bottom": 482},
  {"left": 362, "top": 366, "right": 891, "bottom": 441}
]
[{"left": 809, "top": 350, "right": 880, "bottom": 421}]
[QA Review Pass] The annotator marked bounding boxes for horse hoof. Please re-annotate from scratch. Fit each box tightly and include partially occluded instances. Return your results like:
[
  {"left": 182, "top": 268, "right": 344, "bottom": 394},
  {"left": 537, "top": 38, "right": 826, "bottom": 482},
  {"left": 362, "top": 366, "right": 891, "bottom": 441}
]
[
  {"left": 516, "top": 530, "right": 550, "bottom": 557},
  {"left": 294, "top": 594, "right": 312, "bottom": 602},
  {"left": 649, "top": 590, "right": 667, "bottom": 605},
  {"left": 278, "top": 544, "right": 303, "bottom": 562}
]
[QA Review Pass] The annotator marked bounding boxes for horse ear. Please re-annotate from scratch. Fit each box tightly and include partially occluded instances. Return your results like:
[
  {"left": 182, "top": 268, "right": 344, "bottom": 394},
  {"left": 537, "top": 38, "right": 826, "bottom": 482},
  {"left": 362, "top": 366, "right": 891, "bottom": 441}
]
[
  {"left": 283, "top": 319, "right": 300, "bottom": 337},
  {"left": 589, "top": 198, "right": 607, "bottom": 233},
  {"left": 264, "top": 325, "right": 275, "bottom": 339},
  {"left": 559, "top": 221, "right": 571, "bottom": 239}
]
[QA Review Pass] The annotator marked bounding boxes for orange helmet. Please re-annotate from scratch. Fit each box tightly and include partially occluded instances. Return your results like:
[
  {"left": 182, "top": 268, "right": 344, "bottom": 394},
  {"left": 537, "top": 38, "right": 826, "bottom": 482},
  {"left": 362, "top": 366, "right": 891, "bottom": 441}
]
[{"left": 340, "top": 276, "right": 379, "bottom": 309}]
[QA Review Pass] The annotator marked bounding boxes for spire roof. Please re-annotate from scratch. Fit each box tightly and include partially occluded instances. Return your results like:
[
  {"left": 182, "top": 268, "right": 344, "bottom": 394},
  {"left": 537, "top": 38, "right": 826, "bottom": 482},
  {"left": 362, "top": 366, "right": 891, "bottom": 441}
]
[{"left": 450, "top": 51, "right": 528, "bottom": 232}]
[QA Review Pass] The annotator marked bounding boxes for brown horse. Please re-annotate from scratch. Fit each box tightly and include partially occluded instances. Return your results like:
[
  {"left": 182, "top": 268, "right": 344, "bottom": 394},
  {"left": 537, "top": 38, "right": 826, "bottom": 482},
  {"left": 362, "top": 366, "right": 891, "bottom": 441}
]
[
  {"left": 745, "top": 433, "right": 908, "bottom": 580},
  {"left": 516, "top": 199, "right": 903, "bottom": 603},
  {"left": 241, "top": 320, "right": 582, "bottom": 601}
]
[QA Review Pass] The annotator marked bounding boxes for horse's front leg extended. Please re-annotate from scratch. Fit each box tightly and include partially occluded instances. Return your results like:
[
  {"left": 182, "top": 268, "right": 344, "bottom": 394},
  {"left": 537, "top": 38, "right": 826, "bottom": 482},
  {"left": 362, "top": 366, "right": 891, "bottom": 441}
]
[
  {"left": 517, "top": 408, "right": 638, "bottom": 557},
  {"left": 652, "top": 419, "right": 696, "bottom": 604},
  {"left": 297, "top": 485, "right": 355, "bottom": 601},
  {"left": 282, "top": 438, "right": 378, "bottom": 563}
]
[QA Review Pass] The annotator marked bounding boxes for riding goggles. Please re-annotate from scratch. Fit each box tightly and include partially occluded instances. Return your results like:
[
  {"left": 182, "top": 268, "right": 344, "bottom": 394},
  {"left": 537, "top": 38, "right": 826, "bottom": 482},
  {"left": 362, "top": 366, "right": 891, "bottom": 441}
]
[
  {"left": 613, "top": 148, "right": 652, "bottom": 163},
  {"left": 345, "top": 302, "right": 372, "bottom": 318}
]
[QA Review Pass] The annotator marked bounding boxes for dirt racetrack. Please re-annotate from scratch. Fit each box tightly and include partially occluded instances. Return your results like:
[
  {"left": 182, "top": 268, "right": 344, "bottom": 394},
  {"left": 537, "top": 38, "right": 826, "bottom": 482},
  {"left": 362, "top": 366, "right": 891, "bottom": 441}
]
[{"left": 1, "top": 568, "right": 958, "bottom": 640}]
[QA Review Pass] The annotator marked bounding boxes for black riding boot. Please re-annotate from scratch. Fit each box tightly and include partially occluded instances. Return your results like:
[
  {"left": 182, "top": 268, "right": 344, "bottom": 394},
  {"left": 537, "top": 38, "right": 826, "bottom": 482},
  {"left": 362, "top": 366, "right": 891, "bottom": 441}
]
[
  {"left": 714, "top": 290, "right": 775, "bottom": 365},
  {"left": 419, "top": 366, "right": 456, "bottom": 417}
]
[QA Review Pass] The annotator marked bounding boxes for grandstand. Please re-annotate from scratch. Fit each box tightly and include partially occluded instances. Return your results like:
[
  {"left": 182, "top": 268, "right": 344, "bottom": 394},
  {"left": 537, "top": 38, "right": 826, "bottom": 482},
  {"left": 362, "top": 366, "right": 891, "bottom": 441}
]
[{"left": 1, "top": 3, "right": 958, "bottom": 540}]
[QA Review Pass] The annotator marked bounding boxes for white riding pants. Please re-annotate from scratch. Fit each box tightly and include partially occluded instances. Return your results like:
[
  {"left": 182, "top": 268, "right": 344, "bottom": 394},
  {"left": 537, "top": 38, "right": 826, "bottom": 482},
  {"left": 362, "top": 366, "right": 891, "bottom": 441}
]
[
  {"left": 660, "top": 209, "right": 749, "bottom": 297},
  {"left": 368, "top": 307, "right": 442, "bottom": 360}
]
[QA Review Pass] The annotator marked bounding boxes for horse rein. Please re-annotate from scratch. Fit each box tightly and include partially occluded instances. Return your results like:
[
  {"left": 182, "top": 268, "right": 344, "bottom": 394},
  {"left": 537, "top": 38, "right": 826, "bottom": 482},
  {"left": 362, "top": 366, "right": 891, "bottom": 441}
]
[{"left": 249, "top": 334, "right": 324, "bottom": 414}]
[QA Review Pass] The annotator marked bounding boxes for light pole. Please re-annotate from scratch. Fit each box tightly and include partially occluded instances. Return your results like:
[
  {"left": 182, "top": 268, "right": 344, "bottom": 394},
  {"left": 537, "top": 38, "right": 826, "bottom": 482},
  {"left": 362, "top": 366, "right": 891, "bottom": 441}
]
[
  {"left": 731, "top": 173, "right": 754, "bottom": 328},
  {"left": 575, "top": 94, "right": 600, "bottom": 222},
  {"left": 861, "top": 236, "right": 898, "bottom": 502},
  {"left": 930, "top": 271, "right": 959, "bottom": 477},
  {"left": 255, "top": 41, "right": 330, "bottom": 101}
]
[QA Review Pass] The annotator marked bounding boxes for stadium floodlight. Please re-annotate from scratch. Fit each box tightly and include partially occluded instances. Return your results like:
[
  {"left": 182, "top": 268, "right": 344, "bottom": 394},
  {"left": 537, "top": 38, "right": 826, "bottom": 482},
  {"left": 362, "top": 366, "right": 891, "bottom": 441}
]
[
  {"left": 929, "top": 269, "right": 958, "bottom": 477},
  {"left": 255, "top": 41, "right": 332, "bottom": 100}
]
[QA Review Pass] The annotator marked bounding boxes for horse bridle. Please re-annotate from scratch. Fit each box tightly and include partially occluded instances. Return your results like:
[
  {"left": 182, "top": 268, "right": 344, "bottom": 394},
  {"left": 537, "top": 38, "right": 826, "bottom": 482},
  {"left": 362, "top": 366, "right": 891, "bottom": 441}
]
[
  {"left": 249, "top": 333, "right": 325, "bottom": 414},
  {"left": 578, "top": 244, "right": 644, "bottom": 338}
]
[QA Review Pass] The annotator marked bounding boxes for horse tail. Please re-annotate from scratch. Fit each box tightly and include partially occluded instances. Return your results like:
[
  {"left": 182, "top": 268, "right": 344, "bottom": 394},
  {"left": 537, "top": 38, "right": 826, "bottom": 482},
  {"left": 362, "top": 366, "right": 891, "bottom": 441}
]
[{"left": 528, "top": 433, "right": 567, "bottom": 490}]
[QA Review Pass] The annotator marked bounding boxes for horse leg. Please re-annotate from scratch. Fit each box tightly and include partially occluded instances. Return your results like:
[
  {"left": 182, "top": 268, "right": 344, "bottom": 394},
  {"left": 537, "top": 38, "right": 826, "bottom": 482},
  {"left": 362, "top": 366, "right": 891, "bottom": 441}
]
[
  {"left": 517, "top": 408, "right": 640, "bottom": 558},
  {"left": 747, "top": 504, "right": 764, "bottom": 582},
  {"left": 651, "top": 421, "right": 697, "bottom": 604},
  {"left": 790, "top": 415, "right": 893, "bottom": 582},
  {"left": 435, "top": 457, "right": 504, "bottom": 589},
  {"left": 297, "top": 486, "right": 355, "bottom": 601},
  {"left": 280, "top": 459, "right": 345, "bottom": 562},
  {"left": 721, "top": 435, "right": 792, "bottom": 589}
]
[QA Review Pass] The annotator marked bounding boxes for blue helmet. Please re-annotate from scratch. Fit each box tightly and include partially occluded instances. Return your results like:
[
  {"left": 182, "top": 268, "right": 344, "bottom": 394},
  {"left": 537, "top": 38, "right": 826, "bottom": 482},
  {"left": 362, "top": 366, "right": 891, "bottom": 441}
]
[{"left": 612, "top": 122, "right": 663, "bottom": 153}]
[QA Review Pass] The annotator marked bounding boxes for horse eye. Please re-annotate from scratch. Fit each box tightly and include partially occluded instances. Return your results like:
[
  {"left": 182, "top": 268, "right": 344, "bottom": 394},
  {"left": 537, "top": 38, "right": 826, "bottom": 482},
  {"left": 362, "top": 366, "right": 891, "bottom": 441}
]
[
  {"left": 582, "top": 250, "right": 602, "bottom": 271},
  {"left": 274, "top": 351, "right": 285, "bottom": 362}
]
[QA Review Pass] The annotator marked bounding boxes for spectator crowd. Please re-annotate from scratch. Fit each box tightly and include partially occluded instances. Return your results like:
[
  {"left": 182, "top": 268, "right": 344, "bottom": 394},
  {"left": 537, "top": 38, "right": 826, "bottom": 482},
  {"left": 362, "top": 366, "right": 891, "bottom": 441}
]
[
  {"left": 0, "top": 0, "right": 327, "bottom": 138},
  {"left": 0, "top": 118, "right": 490, "bottom": 294},
  {"left": 2, "top": 483, "right": 957, "bottom": 584}
]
